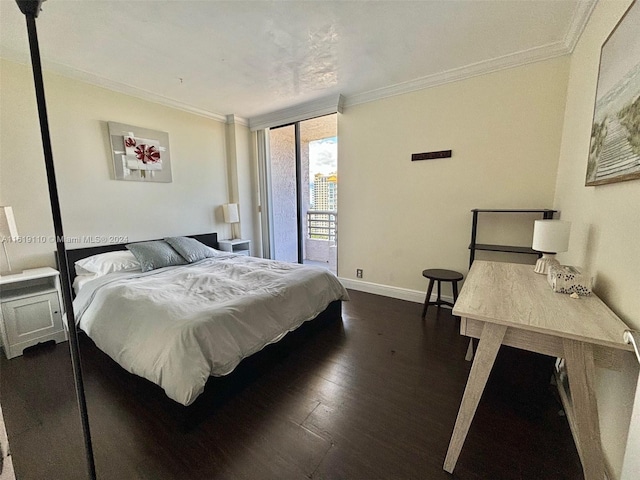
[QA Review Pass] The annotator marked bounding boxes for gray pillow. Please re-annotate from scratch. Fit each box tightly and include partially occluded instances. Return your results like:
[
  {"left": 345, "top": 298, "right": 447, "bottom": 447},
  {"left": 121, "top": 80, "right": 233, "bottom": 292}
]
[
  {"left": 164, "top": 236, "right": 220, "bottom": 263},
  {"left": 126, "top": 240, "right": 187, "bottom": 272}
]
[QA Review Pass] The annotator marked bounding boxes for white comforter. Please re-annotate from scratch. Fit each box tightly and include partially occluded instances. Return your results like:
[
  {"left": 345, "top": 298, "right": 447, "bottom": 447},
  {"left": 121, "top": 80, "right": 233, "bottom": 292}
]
[{"left": 73, "top": 255, "right": 349, "bottom": 406}]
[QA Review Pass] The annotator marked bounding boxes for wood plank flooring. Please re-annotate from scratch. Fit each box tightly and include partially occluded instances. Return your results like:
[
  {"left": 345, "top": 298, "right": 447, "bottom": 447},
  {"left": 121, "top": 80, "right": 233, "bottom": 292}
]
[{"left": 1, "top": 290, "right": 583, "bottom": 479}]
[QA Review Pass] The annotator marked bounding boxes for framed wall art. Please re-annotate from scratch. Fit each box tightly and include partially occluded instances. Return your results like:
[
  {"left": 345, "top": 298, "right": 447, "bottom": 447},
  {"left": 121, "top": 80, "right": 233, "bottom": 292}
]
[
  {"left": 108, "top": 122, "right": 172, "bottom": 182},
  {"left": 586, "top": 0, "right": 640, "bottom": 186}
]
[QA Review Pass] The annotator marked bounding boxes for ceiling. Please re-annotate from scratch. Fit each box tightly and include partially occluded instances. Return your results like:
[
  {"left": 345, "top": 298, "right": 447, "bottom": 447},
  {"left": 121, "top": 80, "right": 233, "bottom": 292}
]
[{"left": 0, "top": 0, "right": 595, "bottom": 122}]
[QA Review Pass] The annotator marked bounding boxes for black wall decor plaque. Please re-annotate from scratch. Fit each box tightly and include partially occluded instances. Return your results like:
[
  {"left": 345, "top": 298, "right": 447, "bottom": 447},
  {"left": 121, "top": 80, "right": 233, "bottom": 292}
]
[{"left": 411, "top": 150, "right": 452, "bottom": 161}]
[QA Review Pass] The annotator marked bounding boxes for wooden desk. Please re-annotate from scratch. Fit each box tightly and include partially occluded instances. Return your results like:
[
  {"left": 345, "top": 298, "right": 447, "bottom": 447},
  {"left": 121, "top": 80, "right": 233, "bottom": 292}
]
[{"left": 444, "top": 261, "right": 632, "bottom": 479}]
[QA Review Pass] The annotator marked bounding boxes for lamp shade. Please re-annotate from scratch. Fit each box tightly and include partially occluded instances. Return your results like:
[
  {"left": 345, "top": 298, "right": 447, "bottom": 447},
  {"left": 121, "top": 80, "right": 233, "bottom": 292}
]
[
  {"left": 222, "top": 203, "right": 240, "bottom": 224},
  {"left": 0, "top": 206, "right": 19, "bottom": 240},
  {"left": 532, "top": 220, "right": 570, "bottom": 253}
]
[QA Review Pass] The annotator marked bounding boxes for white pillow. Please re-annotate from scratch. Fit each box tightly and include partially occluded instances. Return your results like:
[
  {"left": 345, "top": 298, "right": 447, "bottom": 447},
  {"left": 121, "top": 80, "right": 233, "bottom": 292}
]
[{"left": 75, "top": 250, "right": 141, "bottom": 276}]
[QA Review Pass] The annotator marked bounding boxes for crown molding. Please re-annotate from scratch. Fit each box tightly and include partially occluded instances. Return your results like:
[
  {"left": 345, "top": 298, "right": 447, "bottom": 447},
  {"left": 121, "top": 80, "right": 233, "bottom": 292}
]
[
  {"left": 562, "top": 0, "right": 598, "bottom": 53},
  {"left": 226, "top": 114, "right": 249, "bottom": 127},
  {"left": 53, "top": 63, "right": 229, "bottom": 122},
  {"left": 343, "top": 1, "right": 596, "bottom": 109},
  {"left": 0, "top": 48, "right": 228, "bottom": 122},
  {"left": 248, "top": 94, "right": 344, "bottom": 131},
  {"left": 344, "top": 40, "right": 570, "bottom": 108},
  {"left": 2, "top": 0, "right": 595, "bottom": 122}
]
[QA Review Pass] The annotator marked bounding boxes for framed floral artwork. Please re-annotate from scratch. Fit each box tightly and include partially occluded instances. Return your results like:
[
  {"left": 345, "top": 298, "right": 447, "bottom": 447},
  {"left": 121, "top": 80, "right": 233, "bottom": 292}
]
[
  {"left": 586, "top": 0, "right": 640, "bottom": 186},
  {"left": 107, "top": 122, "right": 172, "bottom": 182}
]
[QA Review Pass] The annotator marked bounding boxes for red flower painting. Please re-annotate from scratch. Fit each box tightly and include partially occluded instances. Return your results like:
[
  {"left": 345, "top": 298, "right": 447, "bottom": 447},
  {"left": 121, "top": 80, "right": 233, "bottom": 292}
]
[
  {"left": 124, "top": 137, "right": 136, "bottom": 148},
  {"left": 134, "top": 144, "right": 161, "bottom": 164}
]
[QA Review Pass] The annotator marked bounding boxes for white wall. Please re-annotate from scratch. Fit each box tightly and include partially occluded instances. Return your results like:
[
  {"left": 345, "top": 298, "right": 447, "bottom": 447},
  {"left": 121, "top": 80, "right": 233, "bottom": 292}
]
[
  {"left": 0, "top": 59, "right": 229, "bottom": 271},
  {"left": 553, "top": 0, "right": 639, "bottom": 476},
  {"left": 338, "top": 57, "right": 570, "bottom": 296}
]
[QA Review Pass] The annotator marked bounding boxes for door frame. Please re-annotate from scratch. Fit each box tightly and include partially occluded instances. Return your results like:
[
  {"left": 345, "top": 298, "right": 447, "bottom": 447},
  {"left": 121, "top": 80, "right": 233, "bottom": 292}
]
[{"left": 259, "top": 115, "right": 338, "bottom": 270}]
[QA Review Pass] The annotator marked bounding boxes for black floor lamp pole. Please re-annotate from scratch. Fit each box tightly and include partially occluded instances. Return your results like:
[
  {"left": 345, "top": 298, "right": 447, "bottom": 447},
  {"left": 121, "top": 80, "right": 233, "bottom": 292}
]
[{"left": 16, "top": 1, "right": 96, "bottom": 478}]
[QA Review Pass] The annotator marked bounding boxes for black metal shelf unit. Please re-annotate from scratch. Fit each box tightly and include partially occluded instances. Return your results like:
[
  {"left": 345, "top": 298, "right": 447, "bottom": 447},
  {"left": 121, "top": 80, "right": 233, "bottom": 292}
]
[{"left": 469, "top": 209, "right": 557, "bottom": 268}]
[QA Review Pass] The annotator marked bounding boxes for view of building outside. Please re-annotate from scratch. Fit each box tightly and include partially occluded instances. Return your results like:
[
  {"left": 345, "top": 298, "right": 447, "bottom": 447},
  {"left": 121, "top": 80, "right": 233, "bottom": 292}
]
[
  {"left": 308, "top": 136, "right": 337, "bottom": 244},
  {"left": 311, "top": 173, "right": 337, "bottom": 211}
]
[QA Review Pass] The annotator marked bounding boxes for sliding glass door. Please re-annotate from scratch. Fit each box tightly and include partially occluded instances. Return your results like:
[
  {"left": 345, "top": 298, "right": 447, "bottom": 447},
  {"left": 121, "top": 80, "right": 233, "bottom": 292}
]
[{"left": 265, "top": 114, "right": 338, "bottom": 273}]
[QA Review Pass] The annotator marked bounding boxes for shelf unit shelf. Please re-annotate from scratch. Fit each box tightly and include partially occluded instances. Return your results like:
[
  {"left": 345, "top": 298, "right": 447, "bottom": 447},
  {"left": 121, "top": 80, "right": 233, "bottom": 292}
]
[
  {"left": 470, "top": 244, "right": 539, "bottom": 255},
  {"left": 469, "top": 209, "right": 557, "bottom": 268}
]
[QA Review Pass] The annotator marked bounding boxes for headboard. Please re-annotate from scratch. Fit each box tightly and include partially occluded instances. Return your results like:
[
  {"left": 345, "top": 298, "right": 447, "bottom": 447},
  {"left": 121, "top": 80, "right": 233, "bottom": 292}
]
[{"left": 63, "top": 232, "right": 218, "bottom": 288}]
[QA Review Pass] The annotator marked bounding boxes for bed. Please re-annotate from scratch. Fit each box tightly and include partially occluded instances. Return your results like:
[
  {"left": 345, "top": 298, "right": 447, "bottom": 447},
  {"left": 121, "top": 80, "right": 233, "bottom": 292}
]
[{"left": 67, "top": 233, "right": 348, "bottom": 407}]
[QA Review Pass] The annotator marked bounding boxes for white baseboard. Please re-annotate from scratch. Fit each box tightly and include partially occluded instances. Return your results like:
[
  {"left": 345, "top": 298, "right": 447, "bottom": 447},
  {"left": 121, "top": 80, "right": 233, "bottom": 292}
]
[{"left": 338, "top": 277, "right": 455, "bottom": 305}]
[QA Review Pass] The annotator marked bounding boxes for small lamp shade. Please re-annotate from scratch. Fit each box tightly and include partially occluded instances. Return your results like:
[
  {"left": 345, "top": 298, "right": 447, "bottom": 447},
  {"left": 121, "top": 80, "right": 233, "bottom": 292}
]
[
  {"left": 531, "top": 220, "right": 570, "bottom": 275},
  {"left": 0, "top": 206, "right": 19, "bottom": 240},
  {"left": 222, "top": 203, "right": 240, "bottom": 224},
  {"left": 532, "top": 220, "right": 571, "bottom": 253}
]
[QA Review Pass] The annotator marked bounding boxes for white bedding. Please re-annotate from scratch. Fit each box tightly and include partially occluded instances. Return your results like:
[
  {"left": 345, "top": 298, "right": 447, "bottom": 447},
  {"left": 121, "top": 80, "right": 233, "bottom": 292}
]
[
  {"left": 73, "top": 254, "right": 348, "bottom": 406},
  {"left": 73, "top": 273, "right": 101, "bottom": 295}
]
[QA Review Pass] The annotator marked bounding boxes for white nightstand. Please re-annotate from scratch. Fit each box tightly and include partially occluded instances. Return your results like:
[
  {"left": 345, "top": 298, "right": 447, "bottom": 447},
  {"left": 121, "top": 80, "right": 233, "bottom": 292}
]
[
  {"left": 217, "top": 239, "right": 251, "bottom": 256},
  {"left": 0, "top": 267, "right": 67, "bottom": 359}
]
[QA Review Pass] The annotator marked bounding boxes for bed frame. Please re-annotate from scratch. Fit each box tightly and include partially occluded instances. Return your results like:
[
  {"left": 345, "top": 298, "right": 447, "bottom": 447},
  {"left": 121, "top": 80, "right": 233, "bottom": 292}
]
[
  {"left": 81, "top": 298, "right": 342, "bottom": 430},
  {"left": 65, "top": 232, "right": 219, "bottom": 289},
  {"left": 64, "top": 231, "right": 342, "bottom": 429}
]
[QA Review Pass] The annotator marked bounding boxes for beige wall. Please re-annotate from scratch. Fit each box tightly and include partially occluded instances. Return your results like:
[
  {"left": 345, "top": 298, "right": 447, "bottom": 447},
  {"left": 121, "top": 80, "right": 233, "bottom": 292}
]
[
  {"left": 225, "top": 118, "right": 258, "bottom": 254},
  {"left": 553, "top": 0, "right": 639, "bottom": 476},
  {"left": 338, "top": 56, "right": 570, "bottom": 294},
  {"left": 0, "top": 59, "right": 229, "bottom": 271},
  {"left": 234, "top": 122, "right": 259, "bottom": 256}
]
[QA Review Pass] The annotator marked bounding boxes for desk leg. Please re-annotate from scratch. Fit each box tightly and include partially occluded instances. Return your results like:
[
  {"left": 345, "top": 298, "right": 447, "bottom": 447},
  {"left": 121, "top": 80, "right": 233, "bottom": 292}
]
[
  {"left": 444, "top": 323, "right": 507, "bottom": 473},
  {"left": 563, "top": 339, "right": 604, "bottom": 480}
]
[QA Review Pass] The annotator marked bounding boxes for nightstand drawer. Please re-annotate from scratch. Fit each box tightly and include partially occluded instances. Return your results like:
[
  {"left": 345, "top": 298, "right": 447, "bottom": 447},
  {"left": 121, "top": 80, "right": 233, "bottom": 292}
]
[{"left": 1, "top": 292, "right": 64, "bottom": 358}]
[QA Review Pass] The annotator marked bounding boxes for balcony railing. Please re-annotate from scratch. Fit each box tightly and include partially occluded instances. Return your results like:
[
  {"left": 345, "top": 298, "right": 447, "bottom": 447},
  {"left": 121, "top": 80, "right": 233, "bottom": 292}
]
[{"left": 307, "top": 210, "right": 337, "bottom": 243}]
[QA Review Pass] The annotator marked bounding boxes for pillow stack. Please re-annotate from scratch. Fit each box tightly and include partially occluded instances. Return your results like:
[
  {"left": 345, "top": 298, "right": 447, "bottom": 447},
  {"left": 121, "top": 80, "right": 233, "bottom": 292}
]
[
  {"left": 126, "top": 237, "right": 221, "bottom": 272},
  {"left": 74, "top": 237, "right": 224, "bottom": 277}
]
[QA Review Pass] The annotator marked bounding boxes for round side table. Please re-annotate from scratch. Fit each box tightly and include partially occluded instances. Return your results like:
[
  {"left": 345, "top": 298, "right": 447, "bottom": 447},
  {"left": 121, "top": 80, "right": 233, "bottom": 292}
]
[{"left": 421, "top": 269, "right": 464, "bottom": 319}]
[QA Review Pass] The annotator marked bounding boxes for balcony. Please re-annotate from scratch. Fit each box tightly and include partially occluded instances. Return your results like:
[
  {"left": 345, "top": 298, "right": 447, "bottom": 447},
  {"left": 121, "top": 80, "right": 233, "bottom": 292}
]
[{"left": 303, "top": 210, "right": 337, "bottom": 274}]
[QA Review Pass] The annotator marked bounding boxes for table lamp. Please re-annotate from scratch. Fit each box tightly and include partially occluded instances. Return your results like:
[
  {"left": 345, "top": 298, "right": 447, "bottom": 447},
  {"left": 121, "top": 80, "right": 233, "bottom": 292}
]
[
  {"left": 532, "top": 219, "right": 571, "bottom": 274},
  {"left": 0, "top": 206, "right": 19, "bottom": 273},
  {"left": 223, "top": 203, "right": 240, "bottom": 240}
]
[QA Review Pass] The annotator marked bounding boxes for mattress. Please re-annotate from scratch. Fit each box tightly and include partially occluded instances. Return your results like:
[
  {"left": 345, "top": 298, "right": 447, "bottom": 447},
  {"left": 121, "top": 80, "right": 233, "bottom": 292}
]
[{"left": 73, "top": 255, "right": 348, "bottom": 406}]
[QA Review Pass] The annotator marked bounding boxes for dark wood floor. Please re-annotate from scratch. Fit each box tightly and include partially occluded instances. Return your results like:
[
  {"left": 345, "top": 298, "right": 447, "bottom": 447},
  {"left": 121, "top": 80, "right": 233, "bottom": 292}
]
[{"left": 1, "top": 290, "right": 583, "bottom": 479}]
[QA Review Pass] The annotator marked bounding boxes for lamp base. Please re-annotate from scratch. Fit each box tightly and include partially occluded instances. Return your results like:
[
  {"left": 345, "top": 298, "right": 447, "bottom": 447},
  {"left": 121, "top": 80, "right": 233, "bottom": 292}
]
[
  {"left": 534, "top": 253, "right": 560, "bottom": 275},
  {"left": 229, "top": 222, "right": 237, "bottom": 241}
]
